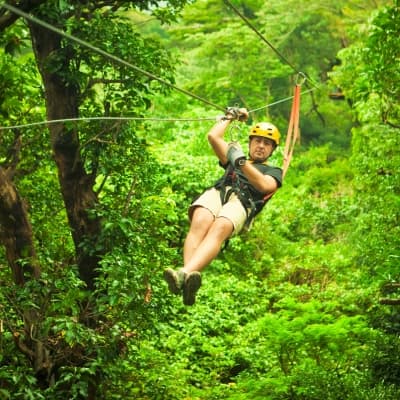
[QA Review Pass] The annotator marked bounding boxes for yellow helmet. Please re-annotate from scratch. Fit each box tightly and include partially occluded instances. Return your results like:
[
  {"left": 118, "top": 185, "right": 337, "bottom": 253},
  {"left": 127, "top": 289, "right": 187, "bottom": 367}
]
[{"left": 249, "top": 122, "right": 280, "bottom": 146}]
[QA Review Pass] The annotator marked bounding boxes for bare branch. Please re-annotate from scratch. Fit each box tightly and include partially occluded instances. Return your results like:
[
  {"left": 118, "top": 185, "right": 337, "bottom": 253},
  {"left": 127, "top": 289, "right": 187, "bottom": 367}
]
[
  {"left": 0, "top": 0, "right": 47, "bottom": 31},
  {"left": 379, "top": 298, "right": 400, "bottom": 306}
]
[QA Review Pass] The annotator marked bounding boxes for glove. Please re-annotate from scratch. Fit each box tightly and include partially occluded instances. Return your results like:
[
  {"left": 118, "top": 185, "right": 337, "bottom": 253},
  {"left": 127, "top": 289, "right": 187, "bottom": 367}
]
[{"left": 227, "top": 142, "right": 246, "bottom": 167}]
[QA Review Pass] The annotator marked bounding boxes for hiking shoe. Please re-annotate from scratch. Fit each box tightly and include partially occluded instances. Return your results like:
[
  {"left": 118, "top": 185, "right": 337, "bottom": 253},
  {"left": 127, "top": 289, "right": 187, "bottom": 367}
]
[
  {"left": 163, "top": 268, "right": 185, "bottom": 295},
  {"left": 183, "top": 271, "right": 202, "bottom": 306}
]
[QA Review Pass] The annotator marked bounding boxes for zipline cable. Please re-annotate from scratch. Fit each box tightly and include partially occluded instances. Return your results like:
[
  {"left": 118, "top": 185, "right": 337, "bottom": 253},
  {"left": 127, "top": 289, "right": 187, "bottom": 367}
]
[
  {"left": 1, "top": 3, "right": 226, "bottom": 113},
  {"left": 222, "top": 0, "right": 318, "bottom": 89},
  {"left": 0, "top": 92, "right": 310, "bottom": 131},
  {"left": 249, "top": 86, "right": 315, "bottom": 113},
  {"left": 0, "top": 116, "right": 215, "bottom": 131}
]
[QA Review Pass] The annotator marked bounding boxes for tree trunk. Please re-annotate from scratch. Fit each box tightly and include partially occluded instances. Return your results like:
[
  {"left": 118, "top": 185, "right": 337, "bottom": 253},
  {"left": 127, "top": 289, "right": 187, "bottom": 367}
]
[
  {"left": 28, "top": 21, "right": 102, "bottom": 289},
  {"left": 0, "top": 167, "right": 40, "bottom": 284},
  {"left": 0, "top": 168, "right": 53, "bottom": 385}
]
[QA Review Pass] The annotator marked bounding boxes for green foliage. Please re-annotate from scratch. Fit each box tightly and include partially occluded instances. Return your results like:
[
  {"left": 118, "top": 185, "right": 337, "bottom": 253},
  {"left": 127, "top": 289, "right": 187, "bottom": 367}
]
[
  {"left": 349, "top": 123, "right": 400, "bottom": 279},
  {"left": 326, "top": 2, "right": 400, "bottom": 396},
  {"left": 67, "top": 12, "right": 176, "bottom": 114},
  {"left": 332, "top": 2, "right": 400, "bottom": 280},
  {"left": 330, "top": 2, "right": 400, "bottom": 125},
  {"left": 0, "top": 47, "right": 44, "bottom": 127},
  {"left": 124, "top": 261, "right": 390, "bottom": 400}
]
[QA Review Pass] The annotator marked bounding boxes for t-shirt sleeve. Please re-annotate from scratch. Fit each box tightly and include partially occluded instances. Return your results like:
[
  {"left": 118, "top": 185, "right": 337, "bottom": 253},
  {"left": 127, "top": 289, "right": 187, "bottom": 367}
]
[{"left": 267, "top": 166, "right": 283, "bottom": 188}]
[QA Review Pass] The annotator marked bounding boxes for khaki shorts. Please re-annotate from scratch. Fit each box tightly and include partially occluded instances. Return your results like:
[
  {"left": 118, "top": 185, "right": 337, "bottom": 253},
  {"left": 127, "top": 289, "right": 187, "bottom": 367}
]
[{"left": 189, "top": 187, "right": 248, "bottom": 236}]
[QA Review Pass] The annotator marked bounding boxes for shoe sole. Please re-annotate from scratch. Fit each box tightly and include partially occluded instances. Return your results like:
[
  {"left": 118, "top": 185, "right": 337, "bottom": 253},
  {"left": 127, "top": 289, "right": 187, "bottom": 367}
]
[
  {"left": 163, "top": 269, "right": 182, "bottom": 295},
  {"left": 183, "top": 272, "right": 202, "bottom": 306}
]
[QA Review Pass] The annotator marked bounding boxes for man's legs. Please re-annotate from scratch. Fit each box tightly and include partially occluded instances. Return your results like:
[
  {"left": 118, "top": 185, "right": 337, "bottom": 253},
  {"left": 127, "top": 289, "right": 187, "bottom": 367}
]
[
  {"left": 164, "top": 206, "right": 215, "bottom": 302},
  {"left": 179, "top": 214, "right": 232, "bottom": 305},
  {"left": 183, "top": 206, "right": 215, "bottom": 264},
  {"left": 164, "top": 188, "right": 242, "bottom": 305},
  {"left": 164, "top": 206, "right": 233, "bottom": 305},
  {"left": 182, "top": 215, "right": 233, "bottom": 273}
]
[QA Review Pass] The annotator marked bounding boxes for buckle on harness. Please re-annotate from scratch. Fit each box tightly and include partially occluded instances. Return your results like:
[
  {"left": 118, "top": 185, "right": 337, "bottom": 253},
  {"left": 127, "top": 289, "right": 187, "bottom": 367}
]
[{"left": 216, "top": 183, "right": 257, "bottom": 232}]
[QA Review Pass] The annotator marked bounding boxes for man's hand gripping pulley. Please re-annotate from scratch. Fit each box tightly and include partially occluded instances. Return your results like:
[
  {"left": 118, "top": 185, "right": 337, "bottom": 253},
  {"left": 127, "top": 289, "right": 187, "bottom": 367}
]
[{"left": 223, "top": 106, "right": 248, "bottom": 122}]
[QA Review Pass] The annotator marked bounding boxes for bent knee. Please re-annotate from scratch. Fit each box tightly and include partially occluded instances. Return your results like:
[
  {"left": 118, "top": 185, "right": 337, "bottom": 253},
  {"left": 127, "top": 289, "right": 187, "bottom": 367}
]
[
  {"left": 211, "top": 216, "right": 234, "bottom": 239},
  {"left": 190, "top": 206, "right": 215, "bottom": 231}
]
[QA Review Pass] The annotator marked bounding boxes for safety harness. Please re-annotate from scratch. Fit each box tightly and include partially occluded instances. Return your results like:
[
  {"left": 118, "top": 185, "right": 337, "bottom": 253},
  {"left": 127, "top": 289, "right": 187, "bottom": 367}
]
[{"left": 214, "top": 161, "right": 283, "bottom": 231}]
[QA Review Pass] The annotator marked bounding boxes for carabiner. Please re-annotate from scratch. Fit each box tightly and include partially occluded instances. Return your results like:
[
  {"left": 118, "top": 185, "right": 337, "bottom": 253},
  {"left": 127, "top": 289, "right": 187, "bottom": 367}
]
[
  {"left": 296, "top": 72, "right": 307, "bottom": 86},
  {"left": 228, "top": 121, "right": 243, "bottom": 142}
]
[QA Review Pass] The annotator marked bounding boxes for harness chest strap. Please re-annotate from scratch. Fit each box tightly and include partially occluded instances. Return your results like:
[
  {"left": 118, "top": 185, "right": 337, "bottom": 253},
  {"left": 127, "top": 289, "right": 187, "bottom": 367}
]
[{"left": 215, "top": 166, "right": 266, "bottom": 229}]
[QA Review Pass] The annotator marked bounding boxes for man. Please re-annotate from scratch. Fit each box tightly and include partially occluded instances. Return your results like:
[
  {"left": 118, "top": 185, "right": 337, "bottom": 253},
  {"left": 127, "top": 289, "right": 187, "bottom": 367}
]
[{"left": 164, "top": 107, "right": 283, "bottom": 305}]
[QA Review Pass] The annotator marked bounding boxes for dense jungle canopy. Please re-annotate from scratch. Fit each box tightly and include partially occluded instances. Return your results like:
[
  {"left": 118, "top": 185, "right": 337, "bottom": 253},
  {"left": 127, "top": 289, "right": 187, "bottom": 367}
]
[{"left": 0, "top": 0, "right": 399, "bottom": 399}]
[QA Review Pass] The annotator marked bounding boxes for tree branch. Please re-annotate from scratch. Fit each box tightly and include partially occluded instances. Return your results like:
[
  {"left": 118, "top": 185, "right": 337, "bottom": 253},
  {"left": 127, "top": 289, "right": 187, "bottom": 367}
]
[
  {"left": 379, "top": 298, "right": 400, "bottom": 306},
  {"left": 0, "top": 0, "right": 47, "bottom": 32},
  {"left": 4, "top": 130, "right": 22, "bottom": 179},
  {"left": 13, "top": 331, "right": 35, "bottom": 359}
]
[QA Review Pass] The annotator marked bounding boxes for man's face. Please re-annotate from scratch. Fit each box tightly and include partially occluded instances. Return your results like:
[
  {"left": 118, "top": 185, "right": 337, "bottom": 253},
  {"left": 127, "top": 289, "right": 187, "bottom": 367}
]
[{"left": 249, "top": 136, "right": 275, "bottom": 162}]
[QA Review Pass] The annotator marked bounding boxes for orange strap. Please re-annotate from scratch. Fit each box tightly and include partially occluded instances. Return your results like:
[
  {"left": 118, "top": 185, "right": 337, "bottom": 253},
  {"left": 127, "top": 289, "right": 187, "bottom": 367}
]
[
  {"left": 282, "top": 84, "right": 301, "bottom": 179},
  {"left": 262, "top": 84, "right": 301, "bottom": 202}
]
